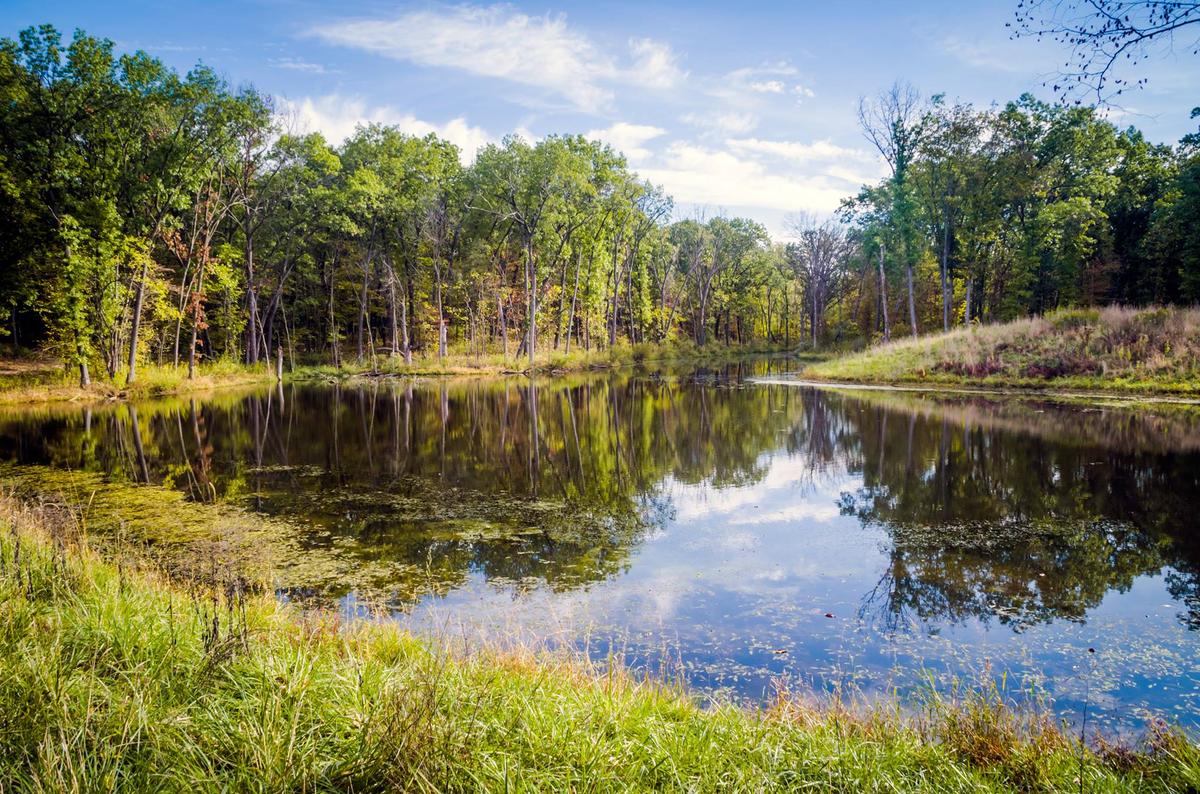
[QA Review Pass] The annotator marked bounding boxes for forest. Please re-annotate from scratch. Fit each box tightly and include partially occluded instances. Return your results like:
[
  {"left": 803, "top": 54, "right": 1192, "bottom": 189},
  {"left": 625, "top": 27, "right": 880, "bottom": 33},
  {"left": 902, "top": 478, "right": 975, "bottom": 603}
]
[{"left": 2, "top": 24, "right": 1199, "bottom": 387}]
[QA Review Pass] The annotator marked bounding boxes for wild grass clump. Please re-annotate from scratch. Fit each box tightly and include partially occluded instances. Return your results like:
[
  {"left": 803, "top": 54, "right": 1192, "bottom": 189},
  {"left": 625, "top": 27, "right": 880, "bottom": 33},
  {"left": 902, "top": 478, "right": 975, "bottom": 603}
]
[
  {"left": 806, "top": 306, "right": 1200, "bottom": 395},
  {"left": 1, "top": 491, "right": 1197, "bottom": 791}
]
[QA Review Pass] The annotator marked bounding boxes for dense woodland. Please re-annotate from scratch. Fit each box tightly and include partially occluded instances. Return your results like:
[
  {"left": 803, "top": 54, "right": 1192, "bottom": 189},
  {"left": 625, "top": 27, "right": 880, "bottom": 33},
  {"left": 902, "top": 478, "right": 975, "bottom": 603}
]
[{"left": 2, "top": 25, "right": 1199, "bottom": 386}]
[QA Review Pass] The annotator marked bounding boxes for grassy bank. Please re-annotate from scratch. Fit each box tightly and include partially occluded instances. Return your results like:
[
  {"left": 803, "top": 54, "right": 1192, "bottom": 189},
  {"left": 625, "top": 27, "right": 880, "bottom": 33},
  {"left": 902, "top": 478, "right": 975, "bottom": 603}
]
[
  {"left": 804, "top": 307, "right": 1200, "bottom": 396},
  {"left": 0, "top": 493, "right": 1197, "bottom": 791},
  {"left": 0, "top": 340, "right": 801, "bottom": 406},
  {"left": 0, "top": 358, "right": 276, "bottom": 406}
]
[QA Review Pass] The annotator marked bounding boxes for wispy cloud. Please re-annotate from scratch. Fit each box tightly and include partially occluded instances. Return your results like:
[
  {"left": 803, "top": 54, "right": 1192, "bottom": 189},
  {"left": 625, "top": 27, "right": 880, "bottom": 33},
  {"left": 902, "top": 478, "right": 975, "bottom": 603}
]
[
  {"left": 310, "top": 4, "right": 683, "bottom": 113},
  {"left": 681, "top": 111, "right": 759, "bottom": 134},
  {"left": 277, "top": 94, "right": 492, "bottom": 163},
  {"left": 708, "top": 62, "right": 817, "bottom": 111},
  {"left": 269, "top": 57, "right": 333, "bottom": 75},
  {"left": 939, "top": 34, "right": 1025, "bottom": 73}
]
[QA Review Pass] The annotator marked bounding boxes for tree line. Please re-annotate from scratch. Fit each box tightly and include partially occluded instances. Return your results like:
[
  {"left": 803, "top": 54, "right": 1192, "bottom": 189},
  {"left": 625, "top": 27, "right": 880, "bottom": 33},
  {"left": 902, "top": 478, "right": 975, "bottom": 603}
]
[
  {"left": 1, "top": 26, "right": 1198, "bottom": 386},
  {"left": 844, "top": 84, "right": 1200, "bottom": 342}
]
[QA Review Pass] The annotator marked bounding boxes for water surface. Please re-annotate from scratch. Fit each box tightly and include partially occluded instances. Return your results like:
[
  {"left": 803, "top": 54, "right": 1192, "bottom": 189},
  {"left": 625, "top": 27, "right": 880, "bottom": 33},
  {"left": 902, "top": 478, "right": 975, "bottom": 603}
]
[{"left": 2, "top": 360, "right": 1197, "bottom": 733}]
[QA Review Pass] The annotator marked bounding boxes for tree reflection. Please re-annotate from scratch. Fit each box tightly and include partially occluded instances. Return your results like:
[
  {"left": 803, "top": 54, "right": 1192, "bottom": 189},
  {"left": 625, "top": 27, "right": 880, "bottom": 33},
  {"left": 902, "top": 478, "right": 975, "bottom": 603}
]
[
  {"left": 836, "top": 393, "right": 1200, "bottom": 632},
  {"left": 0, "top": 364, "right": 811, "bottom": 604},
  {"left": 1, "top": 371, "right": 1197, "bottom": 628}
]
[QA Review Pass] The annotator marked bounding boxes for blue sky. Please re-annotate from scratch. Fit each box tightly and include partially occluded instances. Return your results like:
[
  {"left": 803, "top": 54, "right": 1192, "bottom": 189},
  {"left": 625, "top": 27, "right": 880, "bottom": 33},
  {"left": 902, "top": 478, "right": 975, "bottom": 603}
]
[{"left": 3, "top": 1, "right": 1197, "bottom": 236}]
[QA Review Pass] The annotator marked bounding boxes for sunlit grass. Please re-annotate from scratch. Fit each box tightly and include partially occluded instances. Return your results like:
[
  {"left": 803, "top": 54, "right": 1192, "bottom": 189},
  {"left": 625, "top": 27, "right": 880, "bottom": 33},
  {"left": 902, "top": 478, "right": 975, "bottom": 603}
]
[
  {"left": 0, "top": 490, "right": 1196, "bottom": 791},
  {"left": 806, "top": 306, "right": 1200, "bottom": 395}
]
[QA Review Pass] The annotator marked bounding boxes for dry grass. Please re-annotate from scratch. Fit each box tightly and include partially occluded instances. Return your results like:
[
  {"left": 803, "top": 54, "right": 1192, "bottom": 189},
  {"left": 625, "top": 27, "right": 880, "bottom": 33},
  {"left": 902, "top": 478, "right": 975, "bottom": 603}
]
[{"left": 807, "top": 307, "right": 1200, "bottom": 395}]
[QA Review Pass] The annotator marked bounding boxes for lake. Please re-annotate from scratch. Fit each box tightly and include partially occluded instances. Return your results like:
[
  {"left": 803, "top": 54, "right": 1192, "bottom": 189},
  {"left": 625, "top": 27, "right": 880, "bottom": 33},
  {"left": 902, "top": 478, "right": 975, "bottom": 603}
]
[{"left": 2, "top": 359, "right": 1197, "bottom": 735}]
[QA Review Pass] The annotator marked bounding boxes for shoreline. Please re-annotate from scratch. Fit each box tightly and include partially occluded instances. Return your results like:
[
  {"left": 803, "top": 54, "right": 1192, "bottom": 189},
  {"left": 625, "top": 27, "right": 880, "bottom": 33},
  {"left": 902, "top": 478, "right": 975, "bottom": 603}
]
[
  {"left": 0, "top": 345, "right": 804, "bottom": 408},
  {"left": 0, "top": 486, "right": 1195, "bottom": 790},
  {"left": 753, "top": 377, "right": 1200, "bottom": 406}
]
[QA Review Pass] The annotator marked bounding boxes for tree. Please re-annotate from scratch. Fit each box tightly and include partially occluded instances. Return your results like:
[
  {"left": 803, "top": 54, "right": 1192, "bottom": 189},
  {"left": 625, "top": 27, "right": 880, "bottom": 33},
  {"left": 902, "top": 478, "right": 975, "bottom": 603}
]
[
  {"left": 1012, "top": 0, "right": 1200, "bottom": 103},
  {"left": 859, "top": 81, "right": 925, "bottom": 337},
  {"left": 787, "top": 215, "right": 852, "bottom": 348}
]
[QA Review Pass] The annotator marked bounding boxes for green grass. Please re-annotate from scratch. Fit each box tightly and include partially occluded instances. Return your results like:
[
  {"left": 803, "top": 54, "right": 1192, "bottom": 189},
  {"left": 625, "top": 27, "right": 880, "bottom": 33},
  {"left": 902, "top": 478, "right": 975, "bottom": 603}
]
[
  {"left": 0, "top": 492, "right": 1197, "bottom": 791},
  {"left": 805, "top": 306, "right": 1200, "bottom": 396}
]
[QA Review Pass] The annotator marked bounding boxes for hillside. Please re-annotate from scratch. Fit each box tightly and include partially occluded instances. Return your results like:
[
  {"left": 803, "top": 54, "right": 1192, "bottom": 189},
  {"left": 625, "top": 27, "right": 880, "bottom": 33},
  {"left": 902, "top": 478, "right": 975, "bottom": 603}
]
[{"left": 804, "top": 307, "right": 1200, "bottom": 396}]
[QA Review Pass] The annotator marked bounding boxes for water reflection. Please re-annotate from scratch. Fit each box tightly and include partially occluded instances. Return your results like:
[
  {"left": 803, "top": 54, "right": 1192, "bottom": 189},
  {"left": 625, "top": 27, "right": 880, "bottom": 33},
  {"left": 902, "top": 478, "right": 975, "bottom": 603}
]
[
  {"left": 1, "top": 364, "right": 1198, "bottom": 727},
  {"left": 836, "top": 394, "right": 1200, "bottom": 633}
]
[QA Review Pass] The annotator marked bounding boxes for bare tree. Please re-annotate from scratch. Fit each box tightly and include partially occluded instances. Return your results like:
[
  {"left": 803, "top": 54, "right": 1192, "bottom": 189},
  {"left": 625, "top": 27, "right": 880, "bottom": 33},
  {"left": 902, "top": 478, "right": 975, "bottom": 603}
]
[
  {"left": 858, "top": 82, "right": 924, "bottom": 178},
  {"left": 787, "top": 214, "right": 852, "bottom": 348},
  {"left": 859, "top": 82, "right": 925, "bottom": 338},
  {"left": 1012, "top": 1, "right": 1200, "bottom": 104}
]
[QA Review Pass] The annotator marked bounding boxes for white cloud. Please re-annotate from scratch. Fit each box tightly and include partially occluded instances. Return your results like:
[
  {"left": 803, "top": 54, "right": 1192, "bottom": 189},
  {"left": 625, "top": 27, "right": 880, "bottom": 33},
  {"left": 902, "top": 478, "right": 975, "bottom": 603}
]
[
  {"left": 278, "top": 94, "right": 493, "bottom": 163},
  {"left": 628, "top": 38, "right": 686, "bottom": 89},
  {"left": 269, "top": 57, "right": 331, "bottom": 75},
  {"left": 638, "top": 141, "right": 874, "bottom": 215},
  {"left": 312, "top": 5, "right": 682, "bottom": 112},
  {"left": 726, "top": 137, "right": 876, "bottom": 164},
  {"left": 748, "top": 80, "right": 786, "bottom": 94},
  {"left": 585, "top": 122, "right": 667, "bottom": 162},
  {"left": 681, "top": 111, "right": 759, "bottom": 134}
]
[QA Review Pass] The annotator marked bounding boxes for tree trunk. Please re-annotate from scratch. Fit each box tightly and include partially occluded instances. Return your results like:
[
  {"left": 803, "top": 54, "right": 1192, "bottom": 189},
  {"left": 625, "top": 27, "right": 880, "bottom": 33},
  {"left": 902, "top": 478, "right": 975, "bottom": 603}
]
[
  {"left": 76, "top": 333, "right": 90, "bottom": 388},
  {"left": 940, "top": 215, "right": 951, "bottom": 332},
  {"left": 497, "top": 285, "right": 509, "bottom": 359},
  {"left": 400, "top": 287, "right": 412, "bottom": 365},
  {"left": 172, "top": 263, "right": 190, "bottom": 368},
  {"left": 386, "top": 259, "right": 400, "bottom": 357},
  {"left": 435, "top": 265, "right": 446, "bottom": 361},
  {"left": 878, "top": 243, "right": 891, "bottom": 342},
  {"left": 553, "top": 257, "right": 568, "bottom": 350},
  {"left": 906, "top": 263, "right": 918, "bottom": 337},
  {"left": 245, "top": 235, "right": 260, "bottom": 365},
  {"left": 328, "top": 263, "right": 340, "bottom": 368},
  {"left": 564, "top": 252, "right": 581, "bottom": 353},
  {"left": 357, "top": 256, "right": 370, "bottom": 363},
  {"left": 126, "top": 262, "right": 148, "bottom": 384},
  {"left": 812, "top": 281, "right": 819, "bottom": 348},
  {"left": 187, "top": 261, "right": 207, "bottom": 380},
  {"left": 525, "top": 238, "right": 537, "bottom": 369}
]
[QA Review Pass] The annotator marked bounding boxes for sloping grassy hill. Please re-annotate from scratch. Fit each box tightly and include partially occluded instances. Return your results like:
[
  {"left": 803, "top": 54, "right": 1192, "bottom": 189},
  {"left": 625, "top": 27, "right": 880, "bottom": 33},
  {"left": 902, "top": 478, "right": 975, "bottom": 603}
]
[{"left": 806, "top": 307, "right": 1200, "bottom": 395}]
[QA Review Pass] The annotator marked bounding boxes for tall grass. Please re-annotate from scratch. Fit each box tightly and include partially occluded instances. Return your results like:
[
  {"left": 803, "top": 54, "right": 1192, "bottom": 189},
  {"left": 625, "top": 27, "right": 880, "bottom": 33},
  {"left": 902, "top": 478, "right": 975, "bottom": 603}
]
[
  {"left": 806, "top": 306, "right": 1200, "bottom": 395},
  {"left": 0, "top": 491, "right": 1196, "bottom": 792}
]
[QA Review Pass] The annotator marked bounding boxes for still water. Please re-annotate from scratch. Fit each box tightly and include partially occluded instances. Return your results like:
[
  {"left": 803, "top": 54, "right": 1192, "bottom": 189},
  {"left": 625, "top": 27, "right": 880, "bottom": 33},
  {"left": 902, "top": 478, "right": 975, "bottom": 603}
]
[{"left": 2, "top": 360, "right": 1198, "bottom": 733}]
